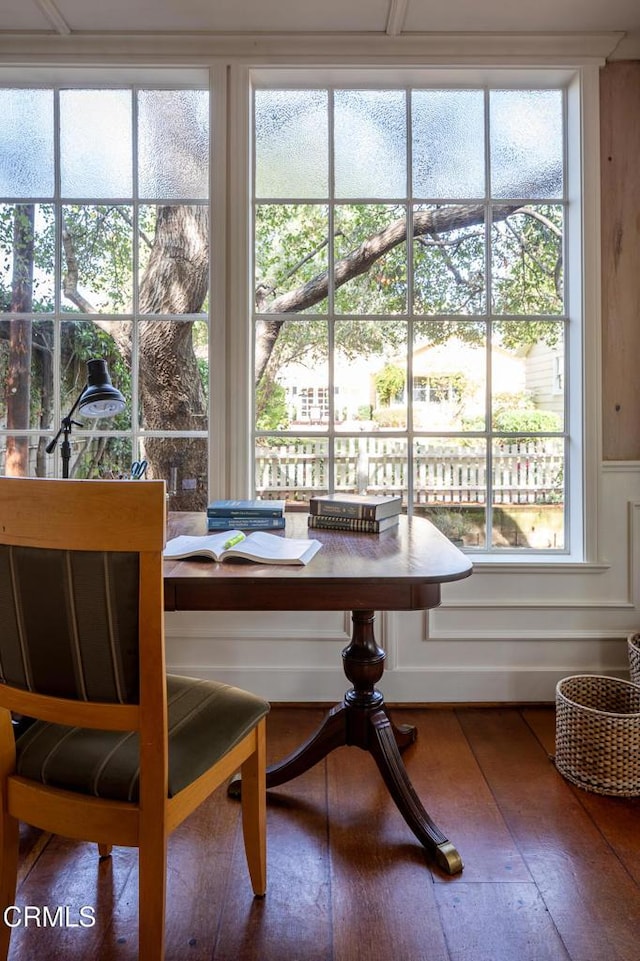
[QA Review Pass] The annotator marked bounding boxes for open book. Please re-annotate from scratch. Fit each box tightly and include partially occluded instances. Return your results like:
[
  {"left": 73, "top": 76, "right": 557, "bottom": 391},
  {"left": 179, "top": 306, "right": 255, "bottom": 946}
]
[{"left": 163, "top": 529, "right": 321, "bottom": 566}]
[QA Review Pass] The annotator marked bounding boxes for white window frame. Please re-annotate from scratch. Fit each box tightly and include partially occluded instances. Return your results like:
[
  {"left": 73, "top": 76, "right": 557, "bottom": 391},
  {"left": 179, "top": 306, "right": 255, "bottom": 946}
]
[
  {"left": 229, "top": 62, "right": 601, "bottom": 564},
  {"left": 0, "top": 51, "right": 602, "bottom": 567},
  {"left": 0, "top": 64, "right": 215, "bottom": 490}
]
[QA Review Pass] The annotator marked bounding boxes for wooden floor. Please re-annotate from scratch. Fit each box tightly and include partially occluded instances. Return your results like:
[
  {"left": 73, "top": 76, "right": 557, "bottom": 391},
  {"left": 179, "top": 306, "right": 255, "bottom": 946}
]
[{"left": 7, "top": 705, "right": 640, "bottom": 961}]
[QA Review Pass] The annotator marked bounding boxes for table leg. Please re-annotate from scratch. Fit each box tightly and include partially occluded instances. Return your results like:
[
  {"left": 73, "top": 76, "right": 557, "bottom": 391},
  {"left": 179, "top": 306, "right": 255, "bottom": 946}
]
[
  {"left": 266, "top": 702, "right": 348, "bottom": 788},
  {"left": 230, "top": 608, "right": 462, "bottom": 874},
  {"left": 344, "top": 610, "right": 462, "bottom": 873},
  {"left": 367, "top": 708, "right": 463, "bottom": 875}
]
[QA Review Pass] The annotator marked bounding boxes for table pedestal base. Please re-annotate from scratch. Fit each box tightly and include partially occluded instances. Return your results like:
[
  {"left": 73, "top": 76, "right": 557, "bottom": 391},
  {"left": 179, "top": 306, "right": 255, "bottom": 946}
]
[{"left": 229, "top": 609, "right": 463, "bottom": 875}]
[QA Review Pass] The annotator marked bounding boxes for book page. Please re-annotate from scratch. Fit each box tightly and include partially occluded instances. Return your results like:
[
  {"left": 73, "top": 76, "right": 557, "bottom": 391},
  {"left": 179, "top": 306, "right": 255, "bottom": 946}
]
[
  {"left": 163, "top": 531, "right": 242, "bottom": 561},
  {"left": 222, "top": 530, "right": 321, "bottom": 565}
]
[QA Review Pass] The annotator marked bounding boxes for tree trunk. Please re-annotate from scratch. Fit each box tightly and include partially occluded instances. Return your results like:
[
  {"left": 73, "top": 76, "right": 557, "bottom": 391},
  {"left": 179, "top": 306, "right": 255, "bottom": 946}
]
[
  {"left": 138, "top": 206, "right": 209, "bottom": 510},
  {"left": 5, "top": 205, "right": 34, "bottom": 476}
]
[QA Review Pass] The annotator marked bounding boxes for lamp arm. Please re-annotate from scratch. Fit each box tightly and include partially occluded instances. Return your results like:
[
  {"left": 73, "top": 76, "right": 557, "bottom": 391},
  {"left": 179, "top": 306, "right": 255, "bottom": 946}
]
[{"left": 45, "top": 387, "right": 86, "bottom": 455}]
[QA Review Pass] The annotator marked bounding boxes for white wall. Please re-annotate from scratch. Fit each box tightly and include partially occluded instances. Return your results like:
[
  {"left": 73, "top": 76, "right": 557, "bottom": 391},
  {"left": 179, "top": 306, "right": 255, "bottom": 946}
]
[{"left": 165, "top": 462, "right": 640, "bottom": 703}]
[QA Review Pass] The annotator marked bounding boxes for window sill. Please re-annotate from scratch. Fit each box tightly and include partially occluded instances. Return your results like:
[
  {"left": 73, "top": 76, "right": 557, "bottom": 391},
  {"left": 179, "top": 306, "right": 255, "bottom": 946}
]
[{"left": 465, "top": 555, "right": 610, "bottom": 573}]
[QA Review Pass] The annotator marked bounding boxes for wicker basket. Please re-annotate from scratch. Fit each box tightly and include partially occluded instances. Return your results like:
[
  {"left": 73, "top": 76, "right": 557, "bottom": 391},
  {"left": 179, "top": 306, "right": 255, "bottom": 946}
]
[
  {"left": 628, "top": 633, "right": 640, "bottom": 686},
  {"left": 555, "top": 674, "right": 640, "bottom": 796}
]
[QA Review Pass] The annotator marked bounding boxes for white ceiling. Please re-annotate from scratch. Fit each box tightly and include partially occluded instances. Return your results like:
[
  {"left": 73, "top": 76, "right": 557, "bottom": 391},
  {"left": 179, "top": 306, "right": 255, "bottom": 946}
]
[{"left": 1, "top": 0, "right": 639, "bottom": 58}]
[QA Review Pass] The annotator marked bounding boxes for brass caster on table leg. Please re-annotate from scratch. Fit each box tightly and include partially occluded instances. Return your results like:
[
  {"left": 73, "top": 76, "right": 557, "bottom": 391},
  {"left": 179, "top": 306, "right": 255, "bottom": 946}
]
[{"left": 435, "top": 841, "right": 463, "bottom": 875}]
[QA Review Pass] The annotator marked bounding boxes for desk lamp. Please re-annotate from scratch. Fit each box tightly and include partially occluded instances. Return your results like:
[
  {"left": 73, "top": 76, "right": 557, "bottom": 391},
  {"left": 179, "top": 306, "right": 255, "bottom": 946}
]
[{"left": 46, "top": 359, "right": 126, "bottom": 478}]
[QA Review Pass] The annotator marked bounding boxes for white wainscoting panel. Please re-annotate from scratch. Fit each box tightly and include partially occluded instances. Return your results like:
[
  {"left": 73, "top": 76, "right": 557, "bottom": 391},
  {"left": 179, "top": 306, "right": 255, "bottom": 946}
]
[{"left": 165, "top": 465, "right": 640, "bottom": 702}]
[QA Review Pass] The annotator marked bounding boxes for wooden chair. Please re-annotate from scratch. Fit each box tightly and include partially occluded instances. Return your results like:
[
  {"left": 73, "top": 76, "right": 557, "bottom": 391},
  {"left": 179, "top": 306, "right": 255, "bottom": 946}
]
[{"left": 0, "top": 477, "right": 269, "bottom": 960}]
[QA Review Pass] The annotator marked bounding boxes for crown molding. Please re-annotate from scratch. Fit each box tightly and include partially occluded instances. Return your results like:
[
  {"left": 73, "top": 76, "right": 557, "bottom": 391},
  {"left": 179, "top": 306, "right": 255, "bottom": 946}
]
[{"left": 0, "top": 30, "right": 624, "bottom": 63}]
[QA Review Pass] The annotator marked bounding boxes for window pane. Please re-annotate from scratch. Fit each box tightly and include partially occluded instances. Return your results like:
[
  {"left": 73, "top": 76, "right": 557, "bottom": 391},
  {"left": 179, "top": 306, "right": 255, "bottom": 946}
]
[
  {"left": 255, "top": 436, "right": 330, "bottom": 502},
  {"left": 414, "top": 437, "right": 487, "bottom": 546},
  {"left": 60, "top": 318, "right": 130, "bottom": 415},
  {"left": 143, "top": 436, "right": 208, "bottom": 508},
  {"left": 413, "top": 204, "right": 485, "bottom": 314},
  {"left": 334, "top": 204, "right": 407, "bottom": 315},
  {"left": 255, "top": 90, "right": 328, "bottom": 199},
  {"left": 335, "top": 320, "right": 407, "bottom": 431},
  {"left": 255, "top": 318, "right": 328, "bottom": 433},
  {"left": 334, "top": 90, "right": 406, "bottom": 199},
  {"left": 138, "top": 204, "right": 209, "bottom": 315},
  {"left": 417, "top": 503, "right": 487, "bottom": 550},
  {"left": 492, "top": 437, "right": 565, "bottom": 549},
  {"left": 1, "top": 435, "right": 56, "bottom": 478},
  {"left": 491, "top": 205, "right": 563, "bottom": 315},
  {"left": 490, "top": 90, "right": 563, "bottom": 200},
  {"left": 493, "top": 321, "right": 564, "bottom": 431},
  {"left": 254, "top": 204, "right": 328, "bottom": 314},
  {"left": 139, "top": 319, "right": 206, "bottom": 430},
  {"left": 0, "top": 319, "right": 54, "bottom": 431},
  {"left": 60, "top": 90, "right": 132, "bottom": 199},
  {"left": 138, "top": 89, "right": 209, "bottom": 200},
  {"left": 0, "top": 204, "right": 55, "bottom": 312},
  {"left": 412, "top": 90, "right": 485, "bottom": 199},
  {"left": 349, "top": 436, "right": 408, "bottom": 498},
  {"left": 413, "top": 321, "right": 486, "bottom": 432},
  {"left": 60, "top": 205, "right": 133, "bottom": 314},
  {"left": 70, "top": 434, "right": 133, "bottom": 480},
  {"left": 0, "top": 89, "right": 54, "bottom": 198}
]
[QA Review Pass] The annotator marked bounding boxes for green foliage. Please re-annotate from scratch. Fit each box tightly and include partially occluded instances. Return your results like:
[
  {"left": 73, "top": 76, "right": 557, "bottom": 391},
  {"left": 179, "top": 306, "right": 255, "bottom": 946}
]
[
  {"left": 493, "top": 408, "right": 561, "bottom": 434},
  {"left": 414, "top": 319, "right": 486, "bottom": 348},
  {"left": 422, "top": 507, "right": 477, "bottom": 543},
  {"left": 255, "top": 376, "right": 289, "bottom": 430},
  {"left": 60, "top": 205, "right": 134, "bottom": 313},
  {"left": 334, "top": 204, "right": 407, "bottom": 315},
  {"left": 464, "top": 392, "right": 561, "bottom": 436},
  {"left": 372, "top": 406, "right": 406, "bottom": 428},
  {"left": 413, "top": 209, "right": 485, "bottom": 315},
  {"left": 0, "top": 204, "right": 56, "bottom": 312},
  {"left": 374, "top": 363, "right": 405, "bottom": 406},
  {"left": 1, "top": 203, "right": 138, "bottom": 316},
  {"left": 494, "top": 319, "right": 562, "bottom": 351},
  {"left": 255, "top": 204, "right": 329, "bottom": 312},
  {"left": 491, "top": 206, "right": 563, "bottom": 316}
]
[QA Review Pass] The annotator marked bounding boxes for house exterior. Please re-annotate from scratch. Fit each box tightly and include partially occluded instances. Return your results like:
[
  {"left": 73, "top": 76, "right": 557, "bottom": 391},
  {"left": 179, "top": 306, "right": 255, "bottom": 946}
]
[{"left": 278, "top": 337, "right": 559, "bottom": 433}]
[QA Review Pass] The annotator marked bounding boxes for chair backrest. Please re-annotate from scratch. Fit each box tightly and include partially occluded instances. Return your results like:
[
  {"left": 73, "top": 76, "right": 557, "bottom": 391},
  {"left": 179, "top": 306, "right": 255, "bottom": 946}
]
[{"left": 0, "top": 477, "right": 166, "bottom": 723}]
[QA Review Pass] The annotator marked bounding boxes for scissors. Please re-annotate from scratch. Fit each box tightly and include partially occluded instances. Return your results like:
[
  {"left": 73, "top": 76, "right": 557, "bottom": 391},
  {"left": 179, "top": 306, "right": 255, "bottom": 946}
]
[{"left": 131, "top": 459, "right": 148, "bottom": 480}]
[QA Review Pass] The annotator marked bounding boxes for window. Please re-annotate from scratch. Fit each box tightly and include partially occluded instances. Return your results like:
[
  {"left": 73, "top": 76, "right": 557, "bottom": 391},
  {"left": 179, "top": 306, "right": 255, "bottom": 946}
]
[
  {"left": 251, "top": 74, "right": 578, "bottom": 553},
  {"left": 0, "top": 76, "right": 210, "bottom": 510},
  {"left": 298, "top": 387, "right": 330, "bottom": 422},
  {"left": 1, "top": 61, "right": 593, "bottom": 559},
  {"left": 413, "top": 376, "right": 462, "bottom": 405}
]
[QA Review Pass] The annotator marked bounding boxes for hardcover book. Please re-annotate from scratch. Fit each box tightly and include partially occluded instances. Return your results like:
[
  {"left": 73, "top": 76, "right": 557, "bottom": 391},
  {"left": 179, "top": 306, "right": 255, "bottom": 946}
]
[
  {"left": 207, "top": 499, "right": 285, "bottom": 518},
  {"left": 207, "top": 516, "right": 285, "bottom": 531},
  {"left": 308, "top": 514, "right": 400, "bottom": 533},
  {"left": 309, "top": 493, "right": 402, "bottom": 521}
]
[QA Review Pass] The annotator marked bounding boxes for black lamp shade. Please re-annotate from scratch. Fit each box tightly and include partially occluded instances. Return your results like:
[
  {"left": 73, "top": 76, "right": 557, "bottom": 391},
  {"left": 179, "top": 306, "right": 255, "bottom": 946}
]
[{"left": 78, "top": 359, "right": 126, "bottom": 418}]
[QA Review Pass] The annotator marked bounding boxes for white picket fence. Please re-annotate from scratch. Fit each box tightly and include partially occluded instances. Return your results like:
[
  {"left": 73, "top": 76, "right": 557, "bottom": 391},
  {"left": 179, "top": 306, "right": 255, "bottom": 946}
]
[{"left": 255, "top": 438, "right": 563, "bottom": 505}]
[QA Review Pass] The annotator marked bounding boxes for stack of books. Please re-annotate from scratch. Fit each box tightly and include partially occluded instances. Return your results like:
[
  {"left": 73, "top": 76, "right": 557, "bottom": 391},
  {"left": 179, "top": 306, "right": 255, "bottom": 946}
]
[
  {"left": 207, "top": 499, "right": 286, "bottom": 532},
  {"left": 308, "top": 493, "right": 402, "bottom": 533}
]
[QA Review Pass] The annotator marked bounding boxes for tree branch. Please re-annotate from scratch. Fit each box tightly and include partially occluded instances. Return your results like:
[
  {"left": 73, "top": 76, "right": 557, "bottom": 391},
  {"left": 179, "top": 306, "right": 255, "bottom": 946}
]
[{"left": 255, "top": 203, "right": 519, "bottom": 382}]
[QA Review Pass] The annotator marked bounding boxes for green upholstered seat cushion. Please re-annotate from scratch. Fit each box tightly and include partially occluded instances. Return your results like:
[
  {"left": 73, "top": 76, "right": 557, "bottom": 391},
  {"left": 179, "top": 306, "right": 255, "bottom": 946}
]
[{"left": 14, "top": 675, "right": 269, "bottom": 803}]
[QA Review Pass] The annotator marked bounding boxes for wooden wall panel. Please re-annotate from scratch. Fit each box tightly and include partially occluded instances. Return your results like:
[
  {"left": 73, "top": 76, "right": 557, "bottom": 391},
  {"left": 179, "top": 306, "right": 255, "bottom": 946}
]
[{"left": 601, "top": 61, "right": 640, "bottom": 460}]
